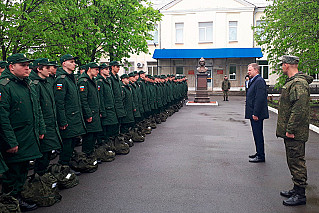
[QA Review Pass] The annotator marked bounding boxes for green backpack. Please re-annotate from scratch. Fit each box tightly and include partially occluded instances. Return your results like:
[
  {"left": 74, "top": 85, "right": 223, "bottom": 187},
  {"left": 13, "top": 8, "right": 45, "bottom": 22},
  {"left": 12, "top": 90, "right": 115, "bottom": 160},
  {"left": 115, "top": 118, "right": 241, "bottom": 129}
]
[
  {"left": 48, "top": 164, "right": 79, "bottom": 189},
  {"left": 94, "top": 144, "right": 115, "bottom": 162},
  {"left": 113, "top": 136, "right": 130, "bottom": 155},
  {"left": 0, "top": 194, "right": 21, "bottom": 213},
  {"left": 69, "top": 151, "right": 98, "bottom": 173},
  {"left": 21, "top": 174, "right": 62, "bottom": 207},
  {"left": 129, "top": 129, "right": 145, "bottom": 142}
]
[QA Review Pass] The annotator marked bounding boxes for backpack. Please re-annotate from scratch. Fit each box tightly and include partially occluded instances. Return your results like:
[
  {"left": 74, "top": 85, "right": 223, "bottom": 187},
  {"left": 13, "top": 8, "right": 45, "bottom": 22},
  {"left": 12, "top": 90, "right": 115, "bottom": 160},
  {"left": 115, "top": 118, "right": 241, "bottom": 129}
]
[
  {"left": 94, "top": 144, "right": 115, "bottom": 162},
  {"left": 119, "top": 133, "right": 134, "bottom": 147},
  {"left": 48, "top": 164, "right": 79, "bottom": 189},
  {"left": 69, "top": 151, "right": 98, "bottom": 173},
  {"left": 21, "top": 174, "right": 62, "bottom": 207},
  {"left": 0, "top": 194, "right": 21, "bottom": 213},
  {"left": 113, "top": 136, "right": 130, "bottom": 155},
  {"left": 129, "top": 129, "right": 145, "bottom": 142}
]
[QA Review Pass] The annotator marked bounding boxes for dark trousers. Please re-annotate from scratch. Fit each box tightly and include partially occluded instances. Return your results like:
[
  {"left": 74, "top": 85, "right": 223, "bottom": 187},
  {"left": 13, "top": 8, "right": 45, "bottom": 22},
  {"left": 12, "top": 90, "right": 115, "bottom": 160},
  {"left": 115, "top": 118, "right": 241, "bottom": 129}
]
[
  {"left": 34, "top": 151, "right": 51, "bottom": 176},
  {"left": 120, "top": 122, "right": 134, "bottom": 134},
  {"left": 82, "top": 132, "right": 98, "bottom": 156},
  {"left": 284, "top": 138, "right": 307, "bottom": 188},
  {"left": 59, "top": 137, "right": 78, "bottom": 165},
  {"left": 250, "top": 119, "right": 265, "bottom": 159},
  {"left": 2, "top": 161, "right": 29, "bottom": 197},
  {"left": 97, "top": 124, "right": 120, "bottom": 145}
]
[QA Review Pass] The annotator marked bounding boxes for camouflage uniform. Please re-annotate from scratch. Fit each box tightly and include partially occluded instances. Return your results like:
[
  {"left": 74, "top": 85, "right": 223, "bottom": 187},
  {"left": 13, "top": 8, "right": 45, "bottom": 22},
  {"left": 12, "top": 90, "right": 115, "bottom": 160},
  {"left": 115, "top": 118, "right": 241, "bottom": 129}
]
[
  {"left": 276, "top": 72, "right": 313, "bottom": 188},
  {"left": 221, "top": 78, "right": 231, "bottom": 101}
]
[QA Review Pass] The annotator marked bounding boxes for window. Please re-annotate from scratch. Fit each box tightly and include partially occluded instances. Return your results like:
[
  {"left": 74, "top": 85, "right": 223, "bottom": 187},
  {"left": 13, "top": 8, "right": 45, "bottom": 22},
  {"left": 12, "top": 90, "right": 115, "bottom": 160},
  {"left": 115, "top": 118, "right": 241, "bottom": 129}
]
[
  {"left": 147, "top": 24, "right": 158, "bottom": 44},
  {"left": 176, "top": 67, "right": 184, "bottom": 75},
  {"left": 147, "top": 62, "right": 158, "bottom": 75},
  {"left": 175, "top": 23, "right": 184, "bottom": 43},
  {"left": 229, "top": 65, "right": 236, "bottom": 80},
  {"left": 257, "top": 60, "right": 269, "bottom": 80},
  {"left": 199, "top": 22, "right": 213, "bottom": 42},
  {"left": 256, "top": 20, "right": 266, "bottom": 41},
  {"left": 229, "top": 21, "right": 238, "bottom": 41}
]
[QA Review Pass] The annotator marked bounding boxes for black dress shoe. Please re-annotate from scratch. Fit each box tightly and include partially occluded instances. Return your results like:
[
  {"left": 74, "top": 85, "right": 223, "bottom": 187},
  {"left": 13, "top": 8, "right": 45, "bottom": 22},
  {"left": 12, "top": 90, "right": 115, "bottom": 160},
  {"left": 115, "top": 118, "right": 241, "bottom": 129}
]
[
  {"left": 280, "top": 189, "right": 296, "bottom": 198},
  {"left": 249, "top": 156, "right": 265, "bottom": 163},
  {"left": 249, "top": 153, "right": 257, "bottom": 158},
  {"left": 283, "top": 194, "right": 306, "bottom": 206},
  {"left": 19, "top": 198, "right": 38, "bottom": 212}
]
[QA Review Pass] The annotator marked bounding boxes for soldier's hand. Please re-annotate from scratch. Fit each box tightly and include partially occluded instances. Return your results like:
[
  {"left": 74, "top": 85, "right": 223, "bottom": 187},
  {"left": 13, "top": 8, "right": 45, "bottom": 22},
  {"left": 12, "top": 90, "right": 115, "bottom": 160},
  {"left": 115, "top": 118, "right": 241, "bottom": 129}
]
[
  {"left": 39, "top": 134, "right": 45, "bottom": 140},
  {"left": 7, "top": 146, "right": 18, "bottom": 153},
  {"left": 286, "top": 132, "right": 295, "bottom": 139},
  {"left": 86, "top": 117, "right": 93, "bottom": 123},
  {"left": 252, "top": 115, "right": 259, "bottom": 121},
  {"left": 59, "top": 124, "right": 68, "bottom": 130}
]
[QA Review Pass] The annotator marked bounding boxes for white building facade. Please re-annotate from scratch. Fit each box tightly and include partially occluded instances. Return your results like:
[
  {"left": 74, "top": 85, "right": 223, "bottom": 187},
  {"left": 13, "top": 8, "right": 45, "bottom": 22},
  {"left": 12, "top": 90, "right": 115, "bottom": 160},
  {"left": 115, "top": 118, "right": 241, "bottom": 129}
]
[{"left": 125, "top": 0, "right": 277, "bottom": 91}]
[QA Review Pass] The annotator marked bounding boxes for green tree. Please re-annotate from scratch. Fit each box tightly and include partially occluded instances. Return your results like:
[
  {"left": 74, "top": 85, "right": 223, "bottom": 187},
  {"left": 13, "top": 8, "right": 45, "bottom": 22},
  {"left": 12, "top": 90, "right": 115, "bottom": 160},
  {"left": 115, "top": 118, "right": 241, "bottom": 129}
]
[{"left": 254, "top": 0, "right": 319, "bottom": 84}]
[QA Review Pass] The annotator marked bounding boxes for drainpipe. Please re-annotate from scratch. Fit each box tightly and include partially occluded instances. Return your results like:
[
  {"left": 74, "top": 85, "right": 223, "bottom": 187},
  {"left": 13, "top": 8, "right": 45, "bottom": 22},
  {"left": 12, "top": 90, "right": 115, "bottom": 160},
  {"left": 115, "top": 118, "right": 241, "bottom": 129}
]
[{"left": 253, "top": 6, "right": 257, "bottom": 48}]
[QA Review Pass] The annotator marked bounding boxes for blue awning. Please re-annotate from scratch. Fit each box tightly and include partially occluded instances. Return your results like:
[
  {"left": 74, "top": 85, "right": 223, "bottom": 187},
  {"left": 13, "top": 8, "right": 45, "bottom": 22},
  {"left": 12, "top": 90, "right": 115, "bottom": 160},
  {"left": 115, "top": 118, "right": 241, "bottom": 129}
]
[{"left": 153, "top": 48, "right": 263, "bottom": 59}]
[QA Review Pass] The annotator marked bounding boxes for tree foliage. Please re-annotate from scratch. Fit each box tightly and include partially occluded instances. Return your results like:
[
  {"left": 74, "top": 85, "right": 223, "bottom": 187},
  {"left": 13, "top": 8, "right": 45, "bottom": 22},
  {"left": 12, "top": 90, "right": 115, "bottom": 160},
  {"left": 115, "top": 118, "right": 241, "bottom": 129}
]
[
  {"left": 0, "top": 0, "right": 162, "bottom": 64},
  {"left": 254, "top": 0, "right": 319, "bottom": 84}
]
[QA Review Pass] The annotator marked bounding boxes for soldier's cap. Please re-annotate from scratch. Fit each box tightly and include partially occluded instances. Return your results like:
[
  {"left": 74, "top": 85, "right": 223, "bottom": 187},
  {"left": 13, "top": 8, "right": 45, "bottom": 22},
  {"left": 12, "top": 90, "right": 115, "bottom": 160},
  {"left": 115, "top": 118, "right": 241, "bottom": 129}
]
[
  {"left": 280, "top": 55, "right": 299, "bottom": 65},
  {"left": 60, "top": 54, "right": 79, "bottom": 64},
  {"left": 100, "top": 63, "right": 108, "bottom": 69},
  {"left": 48, "top": 60, "right": 58, "bottom": 66},
  {"left": 109, "top": 61, "right": 123, "bottom": 66},
  {"left": 79, "top": 65, "right": 86, "bottom": 70},
  {"left": 120, "top": 74, "right": 129, "bottom": 79},
  {"left": 138, "top": 70, "right": 146, "bottom": 74},
  {"left": 154, "top": 75, "right": 158, "bottom": 78},
  {"left": 86, "top": 62, "right": 101, "bottom": 69},
  {"left": 0, "top": 61, "right": 8, "bottom": 68},
  {"left": 128, "top": 72, "right": 135, "bottom": 77},
  {"left": 29, "top": 62, "right": 34, "bottom": 69},
  {"left": 145, "top": 74, "right": 152, "bottom": 78},
  {"left": 7, "top": 53, "right": 34, "bottom": 64},
  {"left": 33, "top": 58, "right": 50, "bottom": 66},
  {"left": 171, "top": 74, "right": 175, "bottom": 77},
  {"left": 133, "top": 71, "right": 138, "bottom": 75}
]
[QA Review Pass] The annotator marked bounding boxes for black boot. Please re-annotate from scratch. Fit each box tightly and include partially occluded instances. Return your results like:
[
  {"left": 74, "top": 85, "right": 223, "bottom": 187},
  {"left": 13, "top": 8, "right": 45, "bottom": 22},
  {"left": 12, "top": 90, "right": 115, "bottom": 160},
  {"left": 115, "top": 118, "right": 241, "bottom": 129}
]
[
  {"left": 283, "top": 186, "right": 306, "bottom": 206},
  {"left": 280, "top": 185, "right": 297, "bottom": 198},
  {"left": 18, "top": 197, "right": 38, "bottom": 212}
]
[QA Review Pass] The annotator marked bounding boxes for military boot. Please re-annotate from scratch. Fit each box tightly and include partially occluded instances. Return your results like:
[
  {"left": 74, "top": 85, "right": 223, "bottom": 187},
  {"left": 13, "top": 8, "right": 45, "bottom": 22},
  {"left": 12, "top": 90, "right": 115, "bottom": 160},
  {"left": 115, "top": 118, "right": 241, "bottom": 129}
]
[
  {"left": 280, "top": 185, "right": 297, "bottom": 198},
  {"left": 283, "top": 186, "right": 306, "bottom": 206}
]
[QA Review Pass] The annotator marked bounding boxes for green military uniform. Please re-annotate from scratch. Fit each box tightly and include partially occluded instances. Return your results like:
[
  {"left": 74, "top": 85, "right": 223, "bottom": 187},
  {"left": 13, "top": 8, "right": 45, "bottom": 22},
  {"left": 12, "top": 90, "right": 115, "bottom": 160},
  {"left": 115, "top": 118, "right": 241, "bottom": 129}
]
[
  {"left": 78, "top": 65, "right": 102, "bottom": 156},
  {"left": 47, "top": 60, "right": 58, "bottom": 87},
  {"left": 96, "top": 73, "right": 119, "bottom": 141},
  {"left": 222, "top": 77, "right": 231, "bottom": 101},
  {"left": 0, "top": 152, "right": 8, "bottom": 174},
  {"left": 120, "top": 74, "right": 135, "bottom": 133},
  {"left": 54, "top": 55, "right": 86, "bottom": 165},
  {"left": 276, "top": 72, "right": 313, "bottom": 187},
  {"left": 0, "top": 54, "right": 43, "bottom": 197},
  {"left": 137, "top": 73, "right": 151, "bottom": 117},
  {"left": 29, "top": 59, "right": 62, "bottom": 175},
  {"left": 109, "top": 71, "right": 126, "bottom": 120},
  {"left": 276, "top": 55, "right": 313, "bottom": 206}
]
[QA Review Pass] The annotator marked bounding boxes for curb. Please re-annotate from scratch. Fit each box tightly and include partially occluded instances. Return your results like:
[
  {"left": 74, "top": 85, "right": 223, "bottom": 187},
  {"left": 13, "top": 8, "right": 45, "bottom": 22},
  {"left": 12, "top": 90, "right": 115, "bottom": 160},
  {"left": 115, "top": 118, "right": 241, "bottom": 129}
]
[{"left": 268, "top": 106, "right": 319, "bottom": 134}]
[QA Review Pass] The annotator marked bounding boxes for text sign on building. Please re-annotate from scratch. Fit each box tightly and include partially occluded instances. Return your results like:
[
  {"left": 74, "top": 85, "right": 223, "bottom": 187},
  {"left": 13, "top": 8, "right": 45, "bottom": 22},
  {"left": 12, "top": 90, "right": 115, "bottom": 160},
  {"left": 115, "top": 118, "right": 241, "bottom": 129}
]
[
  {"left": 188, "top": 70, "right": 195, "bottom": 75},
  {"left": 217, "top": 70, "right": 223, "bottom": 75}
]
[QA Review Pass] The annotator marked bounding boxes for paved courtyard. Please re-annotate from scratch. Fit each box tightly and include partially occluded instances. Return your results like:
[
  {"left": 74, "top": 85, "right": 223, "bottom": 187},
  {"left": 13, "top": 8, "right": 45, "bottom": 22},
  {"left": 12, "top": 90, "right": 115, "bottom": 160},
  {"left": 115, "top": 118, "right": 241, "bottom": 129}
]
[{"left": 34, "top": 96, "right": 319, "bottom": 213}]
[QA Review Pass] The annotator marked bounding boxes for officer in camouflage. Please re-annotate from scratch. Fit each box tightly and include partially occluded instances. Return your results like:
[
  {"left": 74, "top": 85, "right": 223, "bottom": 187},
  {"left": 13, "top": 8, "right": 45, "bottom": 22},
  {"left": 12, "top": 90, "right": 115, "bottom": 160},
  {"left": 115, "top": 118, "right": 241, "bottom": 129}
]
[{"left": 276, "top": 55, "right": 313, "bottom": 206}]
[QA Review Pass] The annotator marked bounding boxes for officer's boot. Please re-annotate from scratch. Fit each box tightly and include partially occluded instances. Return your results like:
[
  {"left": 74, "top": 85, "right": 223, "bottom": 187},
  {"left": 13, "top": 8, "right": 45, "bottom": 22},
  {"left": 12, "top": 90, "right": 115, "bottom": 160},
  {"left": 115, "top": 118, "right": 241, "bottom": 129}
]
[
  {"left": 283, "top": 186, "right": 306, "bottom": 206},
  {"left": 280, "top": 184, "right": 297, "bottom": 198}
]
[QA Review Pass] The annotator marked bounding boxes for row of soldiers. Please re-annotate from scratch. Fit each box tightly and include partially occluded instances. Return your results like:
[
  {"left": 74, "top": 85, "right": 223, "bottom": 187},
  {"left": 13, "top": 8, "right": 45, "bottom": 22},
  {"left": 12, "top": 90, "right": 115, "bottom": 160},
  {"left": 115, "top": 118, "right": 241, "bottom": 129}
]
[{"left": 0, "top": 53, "right": 188, "bottom": 212}]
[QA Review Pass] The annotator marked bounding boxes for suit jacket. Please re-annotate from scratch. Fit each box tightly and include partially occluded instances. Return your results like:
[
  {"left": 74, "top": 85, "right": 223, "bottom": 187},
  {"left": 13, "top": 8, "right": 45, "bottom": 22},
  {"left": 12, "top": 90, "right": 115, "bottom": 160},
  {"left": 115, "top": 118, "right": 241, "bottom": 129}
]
[{"left": 245, "top": 74, "right": 269, "bottom": 120}]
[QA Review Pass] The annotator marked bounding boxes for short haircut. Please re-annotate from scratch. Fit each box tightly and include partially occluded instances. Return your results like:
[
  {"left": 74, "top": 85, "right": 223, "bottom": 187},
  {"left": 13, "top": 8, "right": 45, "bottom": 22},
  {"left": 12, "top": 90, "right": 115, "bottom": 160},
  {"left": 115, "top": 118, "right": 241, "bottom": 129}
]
[{"left": 248, "top": 63, "right": 260, "bottom": 73}]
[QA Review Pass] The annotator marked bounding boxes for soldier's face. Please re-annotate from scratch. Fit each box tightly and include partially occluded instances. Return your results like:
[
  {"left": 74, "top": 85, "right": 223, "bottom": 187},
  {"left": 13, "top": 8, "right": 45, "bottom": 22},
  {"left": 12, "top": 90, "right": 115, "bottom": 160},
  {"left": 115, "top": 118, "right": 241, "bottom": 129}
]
[
  {"left": 90, "top": 68, "right": 99, "bottom": 77},
  {"left": 63, "top": 59, "right": 76, "bottom": 72},
  {"left": 247, "top": 66, "right": 258, "bottom": 78},
  {"left": 0, "top": 67, "right": 4, "bottom": 76},
  {"left": 9, "top": 62, "right": 30, "bottom": 79},
  {"left": 101, "top": 68, "right": 109, "bottom": 76},
  {"left": 38, "top": 66, "right": 50, "bottom": 78},
  {"left": 282, "top": 63, "right": 288, "bottom": 75},
  {"left": 129, "top": 77, "right": 135, "bottom": 82},
  {"left": 49, "top": 66, "right": 57, "bottom": 75},
  {"left": 112, "top": 65, "right": 120, "bottom": 74},
  {"left": 122, "top": 78, "right": 129, "bottom": 84}
]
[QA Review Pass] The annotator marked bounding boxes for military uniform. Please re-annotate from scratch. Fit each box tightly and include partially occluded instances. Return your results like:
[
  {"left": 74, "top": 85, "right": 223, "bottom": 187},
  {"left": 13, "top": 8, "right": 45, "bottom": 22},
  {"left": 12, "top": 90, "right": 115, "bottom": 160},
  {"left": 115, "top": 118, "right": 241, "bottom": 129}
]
[
  {"left": 0, "top": 54, "right": 43, "bottom": 199},
  {"left": 78, "top": 64, "right": 102, "bottom": 156},
  {"left": 29, "top": 59, "right": 62, "bottom": 175},
  {"left": 120, "top": 74, "right": 135, "bottom": 133},
  {"left": 276, "top": 55, "right": 313, "bottom": 206},
  {"left": 221, "top": 77, "right": 231, "bottom": 101},
  {"left": 54, "top": 54, "right": 86, "bottom": 165}
]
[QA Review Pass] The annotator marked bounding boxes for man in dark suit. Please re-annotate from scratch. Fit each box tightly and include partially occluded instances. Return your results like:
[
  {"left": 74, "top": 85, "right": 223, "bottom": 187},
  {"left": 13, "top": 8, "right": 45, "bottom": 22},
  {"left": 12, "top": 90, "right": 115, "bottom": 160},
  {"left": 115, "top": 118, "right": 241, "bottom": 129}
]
[{"left": 245, "top": 63, "right": 269, "bottom": 163}]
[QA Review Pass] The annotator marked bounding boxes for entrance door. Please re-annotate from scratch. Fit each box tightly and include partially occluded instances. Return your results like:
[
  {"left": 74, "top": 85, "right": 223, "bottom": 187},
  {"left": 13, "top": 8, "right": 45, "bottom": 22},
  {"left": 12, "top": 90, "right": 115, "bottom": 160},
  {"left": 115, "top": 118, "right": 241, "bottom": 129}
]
[{"left": 206, "top": 69, "right": 213, "bottom": 90}]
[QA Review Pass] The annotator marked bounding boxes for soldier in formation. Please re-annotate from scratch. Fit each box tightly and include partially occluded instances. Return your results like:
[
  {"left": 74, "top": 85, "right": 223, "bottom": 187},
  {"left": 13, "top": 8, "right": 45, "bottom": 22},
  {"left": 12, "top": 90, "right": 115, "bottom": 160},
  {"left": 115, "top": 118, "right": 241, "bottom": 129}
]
[{"left": 0, "top": 53, "right": 188, "bottom": 212}]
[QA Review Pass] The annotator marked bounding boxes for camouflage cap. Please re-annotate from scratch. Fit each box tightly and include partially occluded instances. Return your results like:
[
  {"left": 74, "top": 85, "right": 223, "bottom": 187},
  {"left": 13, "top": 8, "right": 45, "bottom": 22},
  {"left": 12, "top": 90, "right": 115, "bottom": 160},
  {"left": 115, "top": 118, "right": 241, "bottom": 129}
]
[
  {"left": 7, "top": 53, "right": 33, "bottom": 64},
  {"left": 33, "top": 58, "right": 50, "bottom": 66},
  {"left": 0, "top": 61, "right": 7, "bottom": 68},
  {"left": 120, "top": 73, "right": 129, "bottom": 79},
  {"left": 60, "top": 54, "right": 79, "bottom": 64},
  {"left": 280, "top": 55, "right": 299, "bottom": 65},
  {"left": 86, "top": 62, "right": 101, "bottom": 69},
  {"left": 109, "top": 61, "right": 123, "bottom": 66}
]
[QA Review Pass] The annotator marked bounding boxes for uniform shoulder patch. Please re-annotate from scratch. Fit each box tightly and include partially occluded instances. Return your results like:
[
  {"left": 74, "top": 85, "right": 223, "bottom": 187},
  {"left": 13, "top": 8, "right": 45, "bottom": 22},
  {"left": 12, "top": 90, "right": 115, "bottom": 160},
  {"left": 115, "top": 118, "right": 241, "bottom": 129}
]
[
  {"left": 79, "top": 85, "right": 85, "bottom": 91},
  {"left": 32, "top": 80, "right": 39, "bottom": 85},
  {"left": 0, "top": 78, "right": 10, "bottom": 86},
  {"left": 56, "top": 83, "right": 63, "bottom": 90},
  {"left": 60, "top": 75, "right": 66, "bottom": 79},
  {"left": 97, "top": 85, "right": 101, "bottom": 91},
  {"left": 98, "top": 79, "right": 103, "bottom": 82},
  {"left": 83, "top": 78, "right": 88, "bottom": 82}
]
